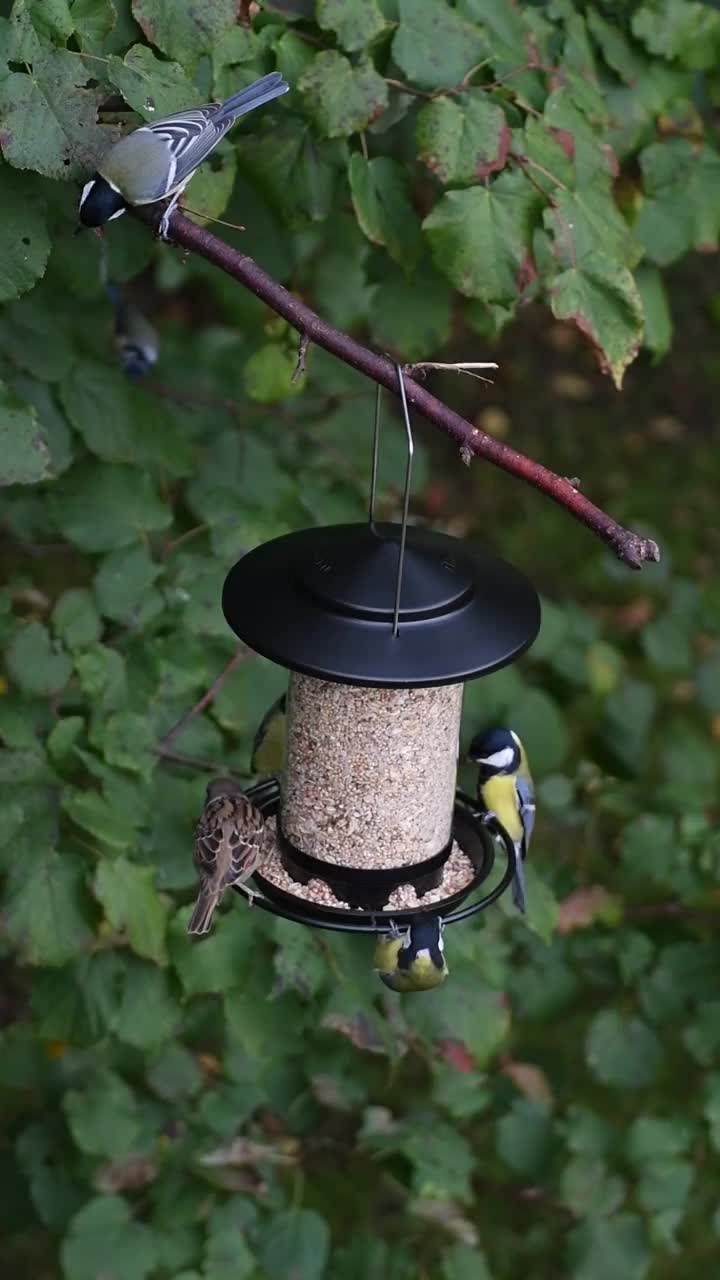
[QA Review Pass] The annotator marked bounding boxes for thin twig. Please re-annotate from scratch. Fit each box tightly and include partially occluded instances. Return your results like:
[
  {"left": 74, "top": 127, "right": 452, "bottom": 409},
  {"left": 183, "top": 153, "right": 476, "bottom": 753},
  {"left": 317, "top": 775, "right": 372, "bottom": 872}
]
[
  {"left": 154, "top": 746, "right": 246, "bottom": 776},
  {"left": 292, "top": 332, "right": 310, "bottom": 384},
  {"left": 132, "top": 206, "right": 661, "bottom": 570},
  {"left": 405, "top": 361, "right": 498, "bottom": 385},
  {"left": 157, "top": 647, "right": 249, "bottom": 754}
]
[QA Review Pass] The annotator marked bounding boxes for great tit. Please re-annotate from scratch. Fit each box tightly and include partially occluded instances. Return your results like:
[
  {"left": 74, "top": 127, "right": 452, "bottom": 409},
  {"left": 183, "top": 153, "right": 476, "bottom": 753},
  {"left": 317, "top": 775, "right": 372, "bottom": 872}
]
[
  {"left": 188, "top": 778, "right": 269, "bottom": 935},
  {"left": 79, "top": 71, "right": 289, "bottom": 237},
  {"left": 251, "top": 693, "right": 287, "bottom": 776},
  {"left": 374, "top": 917, "right": 448, "bottom": 993},
  {"left": 467, "top": 727, "right": 535, "bottom": 913},
  {"left": 106, "top": 283, "right": 159, "bottom": 378}
]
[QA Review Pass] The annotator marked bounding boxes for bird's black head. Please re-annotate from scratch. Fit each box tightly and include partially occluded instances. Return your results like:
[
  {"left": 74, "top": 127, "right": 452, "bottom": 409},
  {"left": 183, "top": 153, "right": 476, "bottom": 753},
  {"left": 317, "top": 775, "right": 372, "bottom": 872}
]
[
  {"left": 467, "top": 726, "right": 520, "bottom": 779},
  {"left": 119, "top": 342, "right": 153, "bottom": 379},
  {"left": 79, "top": 175, "right": 127, "bottom": 227}
]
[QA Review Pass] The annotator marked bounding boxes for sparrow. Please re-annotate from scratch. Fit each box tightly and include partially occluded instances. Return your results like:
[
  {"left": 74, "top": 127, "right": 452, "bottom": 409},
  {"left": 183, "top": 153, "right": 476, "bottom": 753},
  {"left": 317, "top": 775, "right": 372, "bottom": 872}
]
[{"left": 188, "top": 778, "right": 269, "bottom": 935}]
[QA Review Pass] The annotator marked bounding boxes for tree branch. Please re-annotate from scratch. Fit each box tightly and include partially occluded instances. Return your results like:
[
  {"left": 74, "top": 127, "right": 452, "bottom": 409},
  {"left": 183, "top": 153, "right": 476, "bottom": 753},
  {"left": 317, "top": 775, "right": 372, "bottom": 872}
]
[
  {"left": 134, "top": 207, "right": 660, "bottom": 570},
  {"left": 157, "top": 645, "right": 249, "bottom": 755}
]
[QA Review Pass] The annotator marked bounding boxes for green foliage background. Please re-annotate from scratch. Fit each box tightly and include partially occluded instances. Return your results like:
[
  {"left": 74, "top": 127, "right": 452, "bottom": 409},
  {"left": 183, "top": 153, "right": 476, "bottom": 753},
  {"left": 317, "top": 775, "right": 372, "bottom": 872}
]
[{"left": 1, "top": 1, "right": 720, "bottom": 1277}]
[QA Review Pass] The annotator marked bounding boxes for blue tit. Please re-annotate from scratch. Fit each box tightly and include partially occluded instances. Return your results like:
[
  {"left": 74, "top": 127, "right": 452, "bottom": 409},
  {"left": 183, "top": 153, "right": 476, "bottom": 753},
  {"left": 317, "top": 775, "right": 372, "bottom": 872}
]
[
  {"left": 106, "top": 283, "right": 159, "bottom": 378},
  {"left": 79, "top": 72, "right": 289, "bottom": 237},
  {"left": 374, "top": 917, "right": 448, "bottom": 993},
  {"left": 251, "top": 693, "right": 287, "bottom": 776},
  {"left": 467, "top": 726, "right": 535, "bottom": 914}
]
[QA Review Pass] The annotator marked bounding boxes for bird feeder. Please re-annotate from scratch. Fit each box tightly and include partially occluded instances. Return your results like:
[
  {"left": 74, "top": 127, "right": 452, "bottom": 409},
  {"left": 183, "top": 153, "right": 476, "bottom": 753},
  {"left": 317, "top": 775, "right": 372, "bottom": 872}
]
[{"left": 222, "top": 369, "right": 540, "bottom": 935}]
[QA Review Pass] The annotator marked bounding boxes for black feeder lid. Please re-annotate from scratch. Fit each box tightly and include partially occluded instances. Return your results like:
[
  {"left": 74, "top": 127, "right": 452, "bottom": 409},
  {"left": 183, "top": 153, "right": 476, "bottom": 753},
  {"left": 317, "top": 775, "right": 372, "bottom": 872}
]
[{"left": 223, "top": 521, "right": 540, "bottom": 687}]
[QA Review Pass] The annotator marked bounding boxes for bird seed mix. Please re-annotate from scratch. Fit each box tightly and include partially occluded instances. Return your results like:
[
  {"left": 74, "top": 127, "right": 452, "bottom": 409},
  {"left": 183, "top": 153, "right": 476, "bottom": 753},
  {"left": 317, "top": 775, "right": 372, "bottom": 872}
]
[{"left": 281, "top": 673, "right": 463, "bottom": 869}]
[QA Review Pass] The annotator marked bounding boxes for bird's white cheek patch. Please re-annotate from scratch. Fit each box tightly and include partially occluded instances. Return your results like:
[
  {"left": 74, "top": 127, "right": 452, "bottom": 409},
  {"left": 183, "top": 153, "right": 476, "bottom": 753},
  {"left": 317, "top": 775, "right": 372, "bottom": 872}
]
[
  {"left": 479, "top": 747, "right": 515, "bottom": 770},
  {"left": 79, "top": 180, "right": 95, "bottom": 208},
  {"left": 108, "top": 207, "right": 126, "bottom": 222}
]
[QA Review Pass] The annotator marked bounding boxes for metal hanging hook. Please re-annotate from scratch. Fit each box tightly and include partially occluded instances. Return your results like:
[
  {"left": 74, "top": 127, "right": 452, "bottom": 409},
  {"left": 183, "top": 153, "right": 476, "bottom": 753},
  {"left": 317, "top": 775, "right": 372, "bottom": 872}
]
[
  {"left": 366, "top": 368, "right": 414, "bottom": 637},
  {"left": 393, "top": 364, "right": 414, "bottom": 637}
]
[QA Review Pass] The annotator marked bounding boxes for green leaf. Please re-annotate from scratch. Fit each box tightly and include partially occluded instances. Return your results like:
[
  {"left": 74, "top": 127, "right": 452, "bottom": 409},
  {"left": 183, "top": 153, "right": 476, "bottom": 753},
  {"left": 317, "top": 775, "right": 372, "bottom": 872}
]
[
  {"left": 5, "top": 621, "right": 72, "bottom": 695},
  {"left": 392, "top": 0, "right": 486, "bottom": 91},
  {"left": 635, "top": 264, "right": 672, "bottom": 362},
  {"left": 107, "top": 43, "right": 202, "bottom": 118},
  {"left": 626, "top": 1115, "right": 692, "bottom": 1164},
  {"left": 442, "top": 1245, "right": 493, "bottom": 1280},
  {"left": 632, "top": 1, "right": 720, "bottom": 72},
  {"left": 369, "top": 265, "right": 451, "bottom": 359},
  {"left": 27, "top": 0, "right": 74, "bottom": 42},
  {"left": 47, "top": 715, "right": 84, "bottom": 762},
  {"left": 299, "top": 50, "right": 388, "bottom": 137},
  {"left": 94, "top": 857, "right": 169, "bottom": 964},
  {"left": 51, "top": 462, "right": 171, "bottom": 552},
  {"left": 244, "top": 344, "right": 304, "bottom": 403},
  {"left": 64, "top": 1071, "right": 141, "bottom": 1158},
  {"left": 146, "top": 1043, "right": 203, "bottom": 1101},
  {"left": 317, "top": 0, "right": 387, "bottom": 51},
  {"left": 349, "top": 154, "right": 422, "bottom": 269},
  {"left": 204, "top": 1199, "right": 257, "bottom": 1280},
  {"left": 52, "top": 588, "right": 102, "bottom": 652},
  {"left": 0, "top": 382, "right": 51, "bottom": 485},
  {"left": 131, "top": 0, "right": 238, "bottom": 65},
  {"left": 238, "top": 121, "right": 342, "bottom": 227},
  {"left": 402, "top": 1120, "right": 476, "bottom": 1202},
  {"left": 496, "top": 1099, "right": 555, "bottom": 1176},
  {"left": 71, "top": 0, "right": 117, "bottom": 54},
  {"left": 60, "top": 362, "right": 136, "bottom": 462},
  {"left": 586, "top": 1010, "right": 662, "bottom": 1089},
  {"left": 637, "top": 140, "right": 720, "bottom": 264},
  {"left": 260, "top": 1210, "right": 330, "bottom": 1280},
  {"left": 113, "top": 959, "right": 180, "bottom": 1049},
  {"left": 63, "top": 786, "right": 138, "bottom": 849},
  {"left": 549, "top": 252, "right": 644, "bottom": 389},
  {"left": 545, "top": 183, "right": 641, "bottom": 271},
  {"left": 0, "top": 168, "right": 50, "bottom": 302},
  {"left": 560, "top": 1156, "right": 625, "bottom": 1217},
  {"left": 75, "top": 645, "right": 128, "bottom": 713},
  {"left": 416, "top": 93, "right": 510, "bottom": 185},
  {"left": 566, "top": 1214, "right": 650, "bottom": 1280},
  {"left": 62, "top": 1194, "right": 158, "bottom": 1280},
  {"left": 409, "top": 975, "right": 511, "bottom": 1066},
  {"left": 96, "top": 711, "right": 156, "bottom": 779},
  {"left": 3, "top": 849, "right": 93, "bottom": 966},
  {"left": 169, "top": 906, "right": 257, "bottom": 996},
  {"left": 423, "top": 170, "right": 540, "bottom": 304},
  {"left": 94, "top": 544, "right": 162, "bottom": 623},
  {"left": 0, "top": 47, "right": 116, "bottom": 179},
  {"left": 182, "top": 145, "right": 237, "bottom": 224}
]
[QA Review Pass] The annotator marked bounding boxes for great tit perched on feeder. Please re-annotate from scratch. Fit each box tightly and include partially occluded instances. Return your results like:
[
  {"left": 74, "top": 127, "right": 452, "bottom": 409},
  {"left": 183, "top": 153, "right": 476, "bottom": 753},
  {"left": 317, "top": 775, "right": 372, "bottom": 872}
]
[
  {"left": 467, "top": 727, "right": 535, "bottom": 914},
  {"left": 79, "top": 72, "right": 289, "bottom": 238},
  {"left": 251, "top": 693, "right": 287, "bottom": 776},
  {"left": 374, "top": 917, "right": 448, "bottom": 992},
  {"left": 188, "top": 778, "right": 269, "bottom": 936},
  {"left": 106, "top": 283, "right": 158, "bottom": 378}
]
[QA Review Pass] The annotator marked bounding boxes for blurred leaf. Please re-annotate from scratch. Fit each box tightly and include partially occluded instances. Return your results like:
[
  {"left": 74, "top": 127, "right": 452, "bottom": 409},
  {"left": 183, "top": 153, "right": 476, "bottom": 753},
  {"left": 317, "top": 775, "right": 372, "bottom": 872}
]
[
  {"left": 442, "top": 1244, "right": 493, "bottom": 1280},
  {"left": 244, "top": 344, "right": 304, "bottom": 402},
  {"left": 349, "top": 154, "right": 422, "bottom": 269},
  {"left": 0, "top": 386, "right": 50, "bottom": 496},
  {"left": 131, "top": 0, "right": 237, "bottom": 64},
  {"left": 635, "top": 264, "right": 672, "bottom": 362},
  {"left": 0, "top": 169, "right": 51, "bottom": 303},
  {"left": 3, "top": 849, "right": 93, "bottom": 966},
  {"left": 260, "top": 1209, "right": 330, "bottom": 1280},
  {"left": 496, "top": 1100, "right": 555, "bottom": 1176},
  {"left": 61, "top": 1193, "right": 158, "bottom": 1280},
  {"left": 51, "top": 462, "right": 171, "bottom": 552},
  {"left": 566, "top": 1214, "right": 650, "bottom": 1280},
  {"left": 316, "top": 0, "right": 387, "bottom": 51},
  {"left": 52, "top": 588, "right": 101, "bottom": 651},
  {"left": 64, "top": 1073, "right": 141, "bottom": 1158},
  {"left": 94, "top": 857, "right": 169, "bottom": 964},
  {"left": 107, "top": 43, "right": 202, "bottom": 117},
  {"left": 369, "top": 264, "right": 451, "bottom": 358},
  {"left": 586, "top": 1010, "right": 662, "bottom": 1088},
  {"left": 5, "top": 621, "right": 72, "bottom": 695},
  {"left": 550, "top": 253, "right": 644, "bottom": 389}
]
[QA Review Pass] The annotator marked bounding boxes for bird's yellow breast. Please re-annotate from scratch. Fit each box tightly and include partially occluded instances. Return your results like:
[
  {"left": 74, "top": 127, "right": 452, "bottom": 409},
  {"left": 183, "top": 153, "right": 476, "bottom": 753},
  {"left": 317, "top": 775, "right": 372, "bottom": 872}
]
[{"left": 480, "top": 775, "right": 523, "bottom": 842}]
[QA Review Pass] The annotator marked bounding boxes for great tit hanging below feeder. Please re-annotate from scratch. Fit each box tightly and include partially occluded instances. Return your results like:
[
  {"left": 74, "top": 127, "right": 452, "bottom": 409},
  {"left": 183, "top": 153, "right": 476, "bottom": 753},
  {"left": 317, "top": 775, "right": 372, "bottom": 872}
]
[
  {"left": 251, "top": 693, "right": 287, "bottom": 776},
  {"left": 106, "top": 283, "right": 159, "bottom": 378},
  {"left": 374, "top": 917, "right": 449, "bottom": 992},
  {"left": 188, "top": 778, "right": 269, "bottom": 936},
  {"left": 79, "top": 72, "right": 289, "bottom": 238},
  {"left": 467, "top": 727, "right": 535, "bottom": 914}
]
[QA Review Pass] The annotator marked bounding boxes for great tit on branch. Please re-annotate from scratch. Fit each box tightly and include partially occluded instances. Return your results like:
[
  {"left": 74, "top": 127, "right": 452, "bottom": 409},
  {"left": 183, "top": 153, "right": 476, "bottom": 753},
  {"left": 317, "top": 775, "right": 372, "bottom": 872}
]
[
  {"left": 373, "top": 917, "right": 448, "bottom": 993},
  {"left": 188, "top": 778, "right": 269, "bottom": 936},
  {"left": 79, "top": 72, "right": 289, "bottom": 238},
  {"left": 467, "top": 727, "right": 535, "bottom": 913}
]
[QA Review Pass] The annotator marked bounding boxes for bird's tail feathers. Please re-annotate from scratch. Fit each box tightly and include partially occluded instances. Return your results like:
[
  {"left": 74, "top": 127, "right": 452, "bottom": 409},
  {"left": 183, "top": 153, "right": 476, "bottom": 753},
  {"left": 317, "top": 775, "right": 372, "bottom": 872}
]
[
  {"left": 511, "top": 846, "right": 527, "bottom": 914},
  {"left": 187, "top": 889, "right": 220, "bottom": 935},
  {"left": 217, "top": 72, "right": 289, "bottom": 122}
]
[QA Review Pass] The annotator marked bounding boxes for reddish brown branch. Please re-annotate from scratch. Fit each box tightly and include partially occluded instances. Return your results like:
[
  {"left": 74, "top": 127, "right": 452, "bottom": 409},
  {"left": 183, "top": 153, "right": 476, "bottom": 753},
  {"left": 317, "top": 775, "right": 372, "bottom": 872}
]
[{"left": 135, "top": 207, "right": 660, "bottom": 570}]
